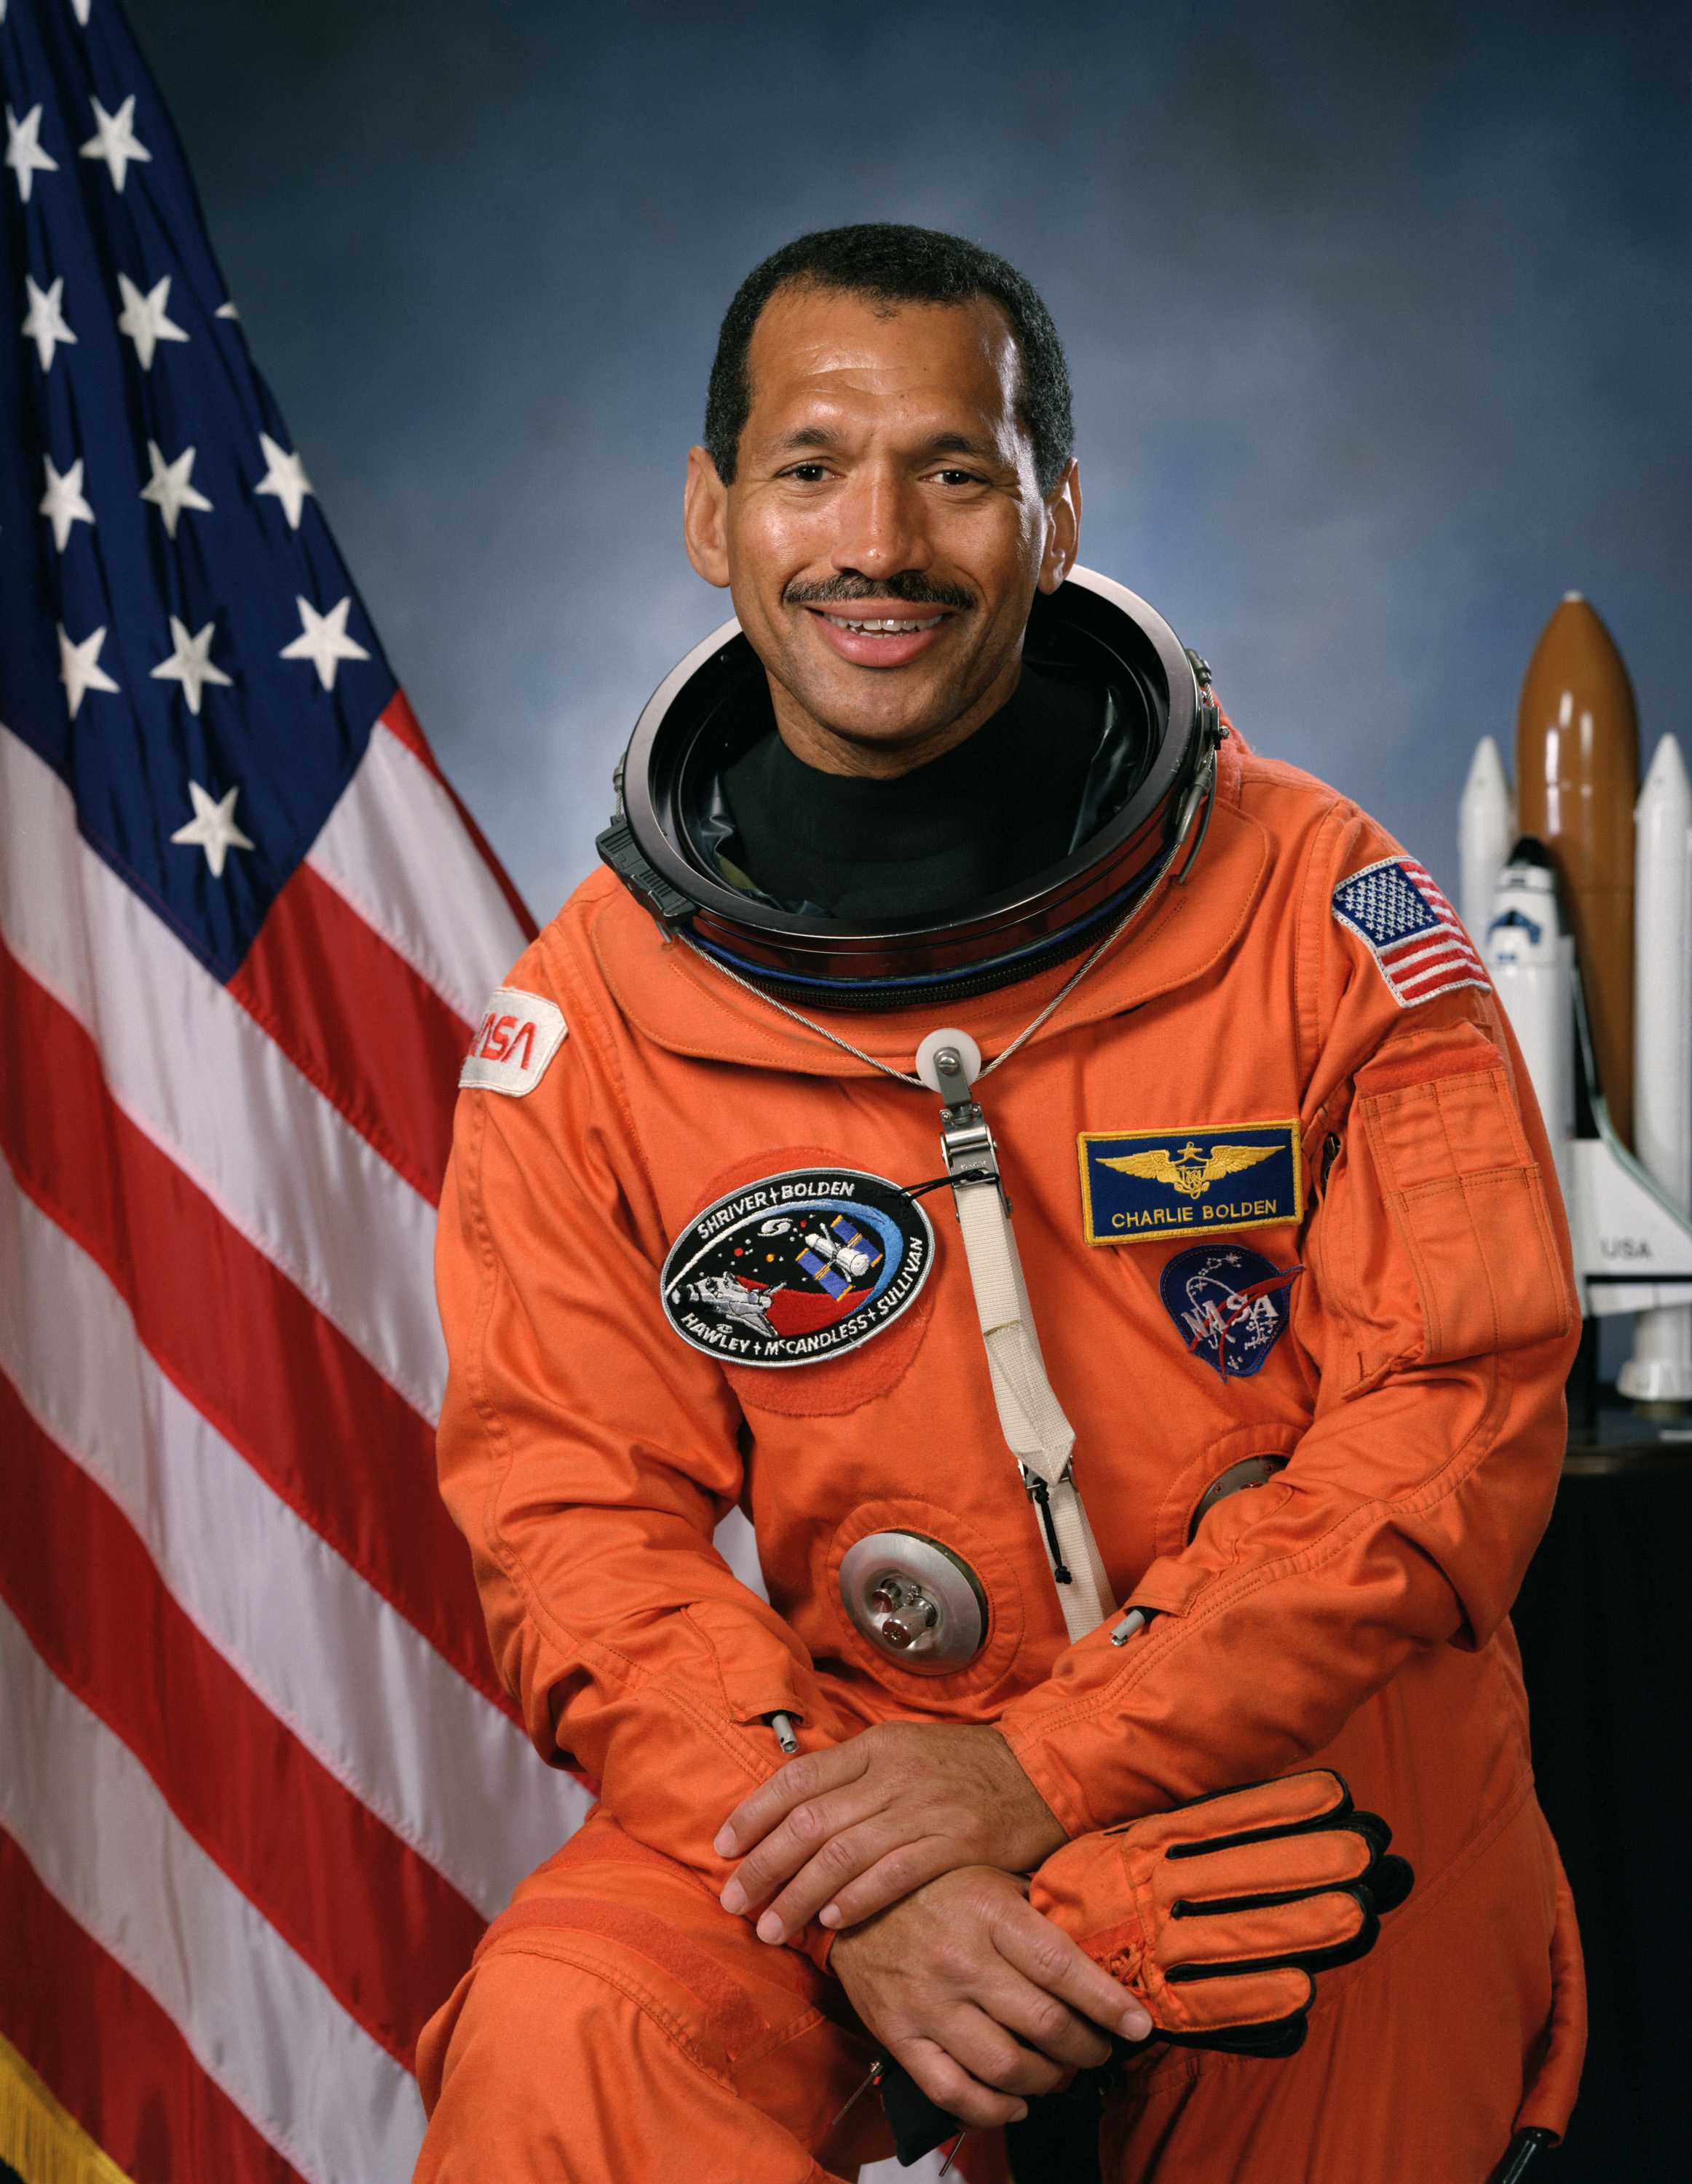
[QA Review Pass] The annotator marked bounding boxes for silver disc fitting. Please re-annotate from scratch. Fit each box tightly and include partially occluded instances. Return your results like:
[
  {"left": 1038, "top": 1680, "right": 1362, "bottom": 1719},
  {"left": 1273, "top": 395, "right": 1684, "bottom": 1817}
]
[{"left": 839, "top": 1531, "right": 989, "bottom": 1674}]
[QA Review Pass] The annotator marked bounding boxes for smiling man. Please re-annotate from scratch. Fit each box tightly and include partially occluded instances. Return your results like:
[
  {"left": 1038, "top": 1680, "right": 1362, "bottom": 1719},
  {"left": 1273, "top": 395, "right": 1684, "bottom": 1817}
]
[{"left": 414, "top": 227, "right": 1586, "bottom": 2183}]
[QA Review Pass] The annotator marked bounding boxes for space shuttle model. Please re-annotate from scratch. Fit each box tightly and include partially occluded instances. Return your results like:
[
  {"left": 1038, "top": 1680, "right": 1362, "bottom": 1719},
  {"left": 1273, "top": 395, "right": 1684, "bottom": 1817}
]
[{"left": 1461, "top": 594, "right": 1692, "bottom": 1404}]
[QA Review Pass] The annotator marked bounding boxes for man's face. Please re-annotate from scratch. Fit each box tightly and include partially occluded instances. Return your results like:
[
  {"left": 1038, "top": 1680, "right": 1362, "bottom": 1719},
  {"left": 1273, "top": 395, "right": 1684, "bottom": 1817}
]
[{"left": 684, "top": 285, "right": 1079, "bottom": 773}]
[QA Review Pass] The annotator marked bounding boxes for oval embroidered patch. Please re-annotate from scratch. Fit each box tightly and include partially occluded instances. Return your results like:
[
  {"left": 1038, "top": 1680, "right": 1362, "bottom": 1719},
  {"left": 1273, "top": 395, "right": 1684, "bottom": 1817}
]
[{"left": 661, "top": 1168, "right": 933, "bottom": 1369}]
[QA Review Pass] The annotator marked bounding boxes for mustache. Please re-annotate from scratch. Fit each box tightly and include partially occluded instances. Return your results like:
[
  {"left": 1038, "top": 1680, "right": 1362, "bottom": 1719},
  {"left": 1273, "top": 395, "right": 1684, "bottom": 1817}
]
[{"left": 784, "top": 571, "right": 976, "bottom": 611}]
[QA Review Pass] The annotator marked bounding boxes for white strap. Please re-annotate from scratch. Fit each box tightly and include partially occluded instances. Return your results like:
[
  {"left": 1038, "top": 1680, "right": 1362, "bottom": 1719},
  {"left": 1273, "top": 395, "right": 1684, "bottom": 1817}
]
[{"left": 951, "top": 1179, "right": 1115, "bottom": 1639}]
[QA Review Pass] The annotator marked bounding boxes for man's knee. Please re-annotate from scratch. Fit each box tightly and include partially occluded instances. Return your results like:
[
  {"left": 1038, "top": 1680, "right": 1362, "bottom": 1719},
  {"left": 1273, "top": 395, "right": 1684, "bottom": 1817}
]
[{"left": 418, "top": 1944, "right": 711, "bottom": 2180}]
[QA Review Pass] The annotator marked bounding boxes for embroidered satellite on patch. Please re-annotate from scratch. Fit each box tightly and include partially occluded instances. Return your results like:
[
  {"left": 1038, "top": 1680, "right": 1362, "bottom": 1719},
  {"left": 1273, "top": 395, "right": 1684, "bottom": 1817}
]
[{"left": 1331, "top": 857, "right": 1488, "bottom": 1009}]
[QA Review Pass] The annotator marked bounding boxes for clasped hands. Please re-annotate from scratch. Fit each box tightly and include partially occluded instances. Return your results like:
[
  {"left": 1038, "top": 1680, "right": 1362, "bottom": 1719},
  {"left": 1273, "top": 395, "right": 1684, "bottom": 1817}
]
[{"left": 713, "top": 1722, "right": 1152, "bottom": 2131}]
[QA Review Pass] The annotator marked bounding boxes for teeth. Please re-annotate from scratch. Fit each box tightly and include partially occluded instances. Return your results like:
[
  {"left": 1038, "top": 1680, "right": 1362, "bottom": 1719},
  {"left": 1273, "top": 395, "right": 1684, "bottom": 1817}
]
[{"left": 823, "top": 614, "right": 945, "bottom": 634}]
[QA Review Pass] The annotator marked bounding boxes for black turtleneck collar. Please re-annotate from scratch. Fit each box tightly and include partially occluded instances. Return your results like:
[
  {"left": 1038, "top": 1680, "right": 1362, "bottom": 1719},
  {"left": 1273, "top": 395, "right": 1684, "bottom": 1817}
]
[{"left": 719, "top": 665, "right": 1104, "bottom": 923}]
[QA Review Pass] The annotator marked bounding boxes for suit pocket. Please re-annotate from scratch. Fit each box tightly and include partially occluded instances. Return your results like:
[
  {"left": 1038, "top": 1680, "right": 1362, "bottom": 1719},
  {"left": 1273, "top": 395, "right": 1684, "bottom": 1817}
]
[{"left": 1356, "top": 1060, "right": 1574, "bottom": 1365}]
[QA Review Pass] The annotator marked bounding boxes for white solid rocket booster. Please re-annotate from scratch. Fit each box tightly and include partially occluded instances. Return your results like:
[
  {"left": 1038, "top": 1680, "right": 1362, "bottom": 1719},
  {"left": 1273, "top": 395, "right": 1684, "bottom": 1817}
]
[
  {"left": 1485, "top": 843, "right": 1575, "bottom": 1203},
  {"left": 1459, "top": 736, "right": 1514, "bottom": 941},
  {"left": 1619, "top": 734, "right": 1692, "bottom": 1403}
]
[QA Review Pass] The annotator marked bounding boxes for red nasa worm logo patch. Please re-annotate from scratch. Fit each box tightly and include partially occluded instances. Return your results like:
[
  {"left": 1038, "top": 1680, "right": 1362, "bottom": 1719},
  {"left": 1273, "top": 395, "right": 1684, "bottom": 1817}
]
[
  {"left": 459, "top": 986, "right": 567, "bottom": 1096},
  {"left": 661, "top": 1168, "right": 933, "bottom": 1369}
]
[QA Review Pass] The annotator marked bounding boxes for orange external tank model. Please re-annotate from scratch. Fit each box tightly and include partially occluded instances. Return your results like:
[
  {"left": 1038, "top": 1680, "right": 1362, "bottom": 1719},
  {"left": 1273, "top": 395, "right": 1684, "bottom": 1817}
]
[{"left": 1515, "top": 593, "right": 1640, "bottom": 1146}]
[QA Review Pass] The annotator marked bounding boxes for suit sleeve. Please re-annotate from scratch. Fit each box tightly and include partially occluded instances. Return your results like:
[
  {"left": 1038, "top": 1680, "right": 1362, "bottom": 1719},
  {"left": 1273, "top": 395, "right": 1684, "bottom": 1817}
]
[
  {"left": 997, "top": 812, "right": 1581, "bottom": 1838},
  {"left": 435, "top": 930, "right": 853, "bottom": 1956}
]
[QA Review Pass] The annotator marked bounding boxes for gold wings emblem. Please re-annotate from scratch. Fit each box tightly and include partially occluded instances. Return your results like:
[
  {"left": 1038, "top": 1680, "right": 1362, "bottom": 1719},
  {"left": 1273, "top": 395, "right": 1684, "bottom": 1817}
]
[{"left": 1099, "top": 1140, "right": 1280, "bottom": 1200}]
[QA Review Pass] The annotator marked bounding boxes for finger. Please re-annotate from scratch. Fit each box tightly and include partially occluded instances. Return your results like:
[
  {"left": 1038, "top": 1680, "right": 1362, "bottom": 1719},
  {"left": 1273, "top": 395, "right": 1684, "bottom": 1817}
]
[
  {"left": 1161, "top": 1963, "right": 1312, "bottom": 2035},
  {"left": 931, "top": 2001, "right": 1069, "bottom": 2101},
  {"left": 714, "top": 1744, "right": 866, "bottom": 1860},
  {"left": 1169, "top": 1883, "right": 1369, "bottom": 1971},
  {"left": 1172, "top": 1769, "right": 1350, "bottom": 1843},
  {"left": 755, "top": 1827, "right": 947, "bottom": 1945},
  {"left": 970, "top": 1968, "right": 1115, "bottom": 2073},
  {"left": 993, "top": 1898, "right": 1154, "bottom": 2041},
  {"left": 1169, "top": 1819, "right": 1373, "bottom": 1905},
  {"left": 886, "top": 2036, "right": 1028, "bottom": 2134},
  {"left": 816, "top": 1840, "right": 960, "bottom": 1933},
  {"left": 722, "top": 1785, "right": 885, "bottom": 1920}
]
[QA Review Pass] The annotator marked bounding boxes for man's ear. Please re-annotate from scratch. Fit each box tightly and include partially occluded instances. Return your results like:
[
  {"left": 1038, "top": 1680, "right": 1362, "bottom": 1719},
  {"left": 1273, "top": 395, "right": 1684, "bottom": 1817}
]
[
  {"left": 1037, "top": 459, "right": 1081, "bottom": 594},
  {"left": 684, "top": 445, "right": 732, "bottom": 589}
]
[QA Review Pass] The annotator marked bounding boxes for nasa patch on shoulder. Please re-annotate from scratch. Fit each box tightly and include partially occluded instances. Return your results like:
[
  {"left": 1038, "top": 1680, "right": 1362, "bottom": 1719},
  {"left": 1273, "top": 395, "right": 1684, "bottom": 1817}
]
[
  {"left": 459, "top": 988, "right": 567, "bottom": 1096},
  {"left": 1158, "top": 1246, "right": 1302, "bottom": 1379},
  {"left": 660, "top": 1168, "right": 933, "bottom": 1369},
  {"left": 1331, "top": 855, "right": 1488, "bottom": 1008}
]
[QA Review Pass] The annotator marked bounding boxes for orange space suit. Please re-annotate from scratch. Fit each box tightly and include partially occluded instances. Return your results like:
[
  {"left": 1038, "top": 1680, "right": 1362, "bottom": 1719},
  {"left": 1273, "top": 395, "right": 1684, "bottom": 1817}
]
[{"left": 414, "top": 729, "right": 1585, "bottom": 2182}]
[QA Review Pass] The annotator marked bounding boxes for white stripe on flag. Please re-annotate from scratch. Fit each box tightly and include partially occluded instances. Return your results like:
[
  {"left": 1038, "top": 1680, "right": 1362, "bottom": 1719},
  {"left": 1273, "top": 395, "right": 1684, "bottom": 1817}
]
[
  {"left": 307, "top": 719, "right": 529, "bottom": 1028},
  {"left": 0, "top": 1593, "right": 424, "bottom": 2184},
  {"left": 0, "top": 722, "right": 445, "bottom": 1421},
  {"left": 0, "top": 1159, "right": 590, "bottom": 1920}
]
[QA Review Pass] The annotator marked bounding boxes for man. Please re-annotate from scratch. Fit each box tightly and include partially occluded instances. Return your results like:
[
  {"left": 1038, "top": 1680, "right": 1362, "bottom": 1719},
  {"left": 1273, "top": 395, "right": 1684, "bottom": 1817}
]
[{"left": 414, "top": 226, "right": 1585, "bottom": 2181}]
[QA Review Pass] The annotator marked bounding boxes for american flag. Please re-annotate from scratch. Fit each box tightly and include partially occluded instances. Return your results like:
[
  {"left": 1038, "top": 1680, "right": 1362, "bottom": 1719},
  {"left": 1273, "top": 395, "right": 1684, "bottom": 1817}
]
[
  {"left": 0, "top": 5, "right": 589, "bottom": 2178},
  {"left": 1330, "top": 854, "right": 1490, "bottom": 1009}
]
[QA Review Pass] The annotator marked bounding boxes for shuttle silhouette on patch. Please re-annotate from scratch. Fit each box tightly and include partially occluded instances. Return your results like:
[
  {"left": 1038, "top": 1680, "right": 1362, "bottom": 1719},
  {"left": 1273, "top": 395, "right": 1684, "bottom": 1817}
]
[
  {"left": 661, "top": 1168, "right": 932, "bottom": 1368},
  {"left": 1158, "top": 1246, "right": 1302, "bottom": 1379}
]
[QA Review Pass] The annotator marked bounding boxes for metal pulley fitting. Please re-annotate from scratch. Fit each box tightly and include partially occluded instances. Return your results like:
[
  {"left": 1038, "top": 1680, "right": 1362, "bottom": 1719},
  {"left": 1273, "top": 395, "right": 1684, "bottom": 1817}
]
[{"left": 839, "top": 1532, "right": 989, "bottom": 1673}]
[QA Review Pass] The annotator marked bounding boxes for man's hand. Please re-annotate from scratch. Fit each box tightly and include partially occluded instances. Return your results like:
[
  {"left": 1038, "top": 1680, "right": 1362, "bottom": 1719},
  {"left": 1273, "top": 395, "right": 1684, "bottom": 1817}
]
[
  {"left": 830, "top": 1867, "right": 1152, "bottom": 2133},
  {"left": 715, "top": 1723, "right": 1067, "bottom": 1944}
]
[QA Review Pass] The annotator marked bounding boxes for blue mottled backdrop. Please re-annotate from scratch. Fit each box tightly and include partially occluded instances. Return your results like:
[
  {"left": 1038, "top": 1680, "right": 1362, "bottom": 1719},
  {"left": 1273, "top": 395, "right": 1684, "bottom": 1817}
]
[{"left": 124, "top": 0, "right": 1689, "bottom": 923}]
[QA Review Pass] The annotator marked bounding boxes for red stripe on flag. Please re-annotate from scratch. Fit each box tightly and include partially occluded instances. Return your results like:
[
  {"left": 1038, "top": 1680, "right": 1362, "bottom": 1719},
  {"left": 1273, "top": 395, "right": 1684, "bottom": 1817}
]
[
  {"left": 378, "top": 693, "right": 538, "bottom": 944},
  {"left": 0, "top": 1379, "right": 485, "bottom": 2066},
  {"left": 0, "top": 940, "right": 513, "bottom": 1720},
  {"left": 228, "top": 860, "right": 464, "bottom": 1207},
  {"left": 0, "top": 1829, "right": 302, "bottom": 2184}
]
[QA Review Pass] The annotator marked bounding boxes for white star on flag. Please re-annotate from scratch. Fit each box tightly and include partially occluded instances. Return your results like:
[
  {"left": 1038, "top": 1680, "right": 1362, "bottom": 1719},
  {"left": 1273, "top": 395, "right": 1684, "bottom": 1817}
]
[
  {"left": 253, "top": 432, "right": 313, "bottom": 529},
  {"left": 21, "top": 274, "right": 77, "bottom": 371},
  {"left": 39, "top": 454, "right": 95, "bottom": 551},
  {"left": 215, "top": 300, "right": 241, "bottom": 320},
  {"left": 170, "top": 780, "right": 254, "bottom": 878},
  {"left": 150, "top": 614, "right": 233, "bottom": 715},
  {"left": 280, "top": 594, "right": 371, "bottom": 692},
  {"left": 68, "top": 0, "right": 92, "bottom": 23},
  {"left": 141, "top": 440, "right": 213, "bottom": 537},
  {"left": 58, "top": 623, "right": 121, "bottom": 719},
  {"left": 6, "top": 103, "right": 58, "bottom": 202},
  {"left": 116, "top": 272, "right": 189, "bottom": 370},
  {"left": 80, "top": 94, "right": 152, "bottom": 191}
]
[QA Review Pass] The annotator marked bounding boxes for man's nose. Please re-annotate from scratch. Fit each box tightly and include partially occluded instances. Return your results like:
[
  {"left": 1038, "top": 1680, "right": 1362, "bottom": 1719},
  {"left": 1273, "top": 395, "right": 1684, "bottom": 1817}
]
[{"left": 829, "top": 470, "right": 928, "bottom": 581}]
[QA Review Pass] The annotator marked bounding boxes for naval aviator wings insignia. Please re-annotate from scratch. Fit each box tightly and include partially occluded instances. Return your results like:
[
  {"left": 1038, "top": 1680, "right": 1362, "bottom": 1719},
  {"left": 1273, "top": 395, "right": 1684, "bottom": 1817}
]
[
  {"left": 1078, "top": 1120, "right": 1303, "bottom": 1245},
  {"left": 1099, "top": 1140, "right": 1280, "bottom": 1200}
]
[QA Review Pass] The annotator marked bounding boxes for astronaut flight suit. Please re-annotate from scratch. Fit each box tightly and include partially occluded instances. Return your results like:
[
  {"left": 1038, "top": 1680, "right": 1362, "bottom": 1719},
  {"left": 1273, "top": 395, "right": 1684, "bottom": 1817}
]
[{"left": 414, "top": 691, "right": 1586, "bottom": 2180}]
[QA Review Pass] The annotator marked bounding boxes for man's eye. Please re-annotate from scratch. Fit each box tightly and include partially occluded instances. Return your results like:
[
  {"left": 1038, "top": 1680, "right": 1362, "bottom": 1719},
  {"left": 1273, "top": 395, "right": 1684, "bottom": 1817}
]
[
  {"left": 933, "top": 469, "right": 985, "bottom": 487},
  {"left": 783, "top": 464, "right": 831, "bottom": 483}
]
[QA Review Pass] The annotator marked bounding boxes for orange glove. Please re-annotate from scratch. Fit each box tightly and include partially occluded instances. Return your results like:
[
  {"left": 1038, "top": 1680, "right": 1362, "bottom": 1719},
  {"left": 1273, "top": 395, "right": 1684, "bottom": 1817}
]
[{"left": 1029, "top": 1768, "right": 1411, "bottom": 2058}]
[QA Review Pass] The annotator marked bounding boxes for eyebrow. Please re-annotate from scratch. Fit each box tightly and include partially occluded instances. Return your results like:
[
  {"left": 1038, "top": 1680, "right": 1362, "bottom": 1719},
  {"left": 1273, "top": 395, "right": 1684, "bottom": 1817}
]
[{"left": 768, "top": 426, "right": 1001, "bottom": 461}]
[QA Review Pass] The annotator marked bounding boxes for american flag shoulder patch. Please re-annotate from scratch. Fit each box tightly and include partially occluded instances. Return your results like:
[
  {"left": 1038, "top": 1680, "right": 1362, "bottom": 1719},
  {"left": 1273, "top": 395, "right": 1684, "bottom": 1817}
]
[{"left": 1331, "top": 855, "right": 1490, "bottom": 1008}]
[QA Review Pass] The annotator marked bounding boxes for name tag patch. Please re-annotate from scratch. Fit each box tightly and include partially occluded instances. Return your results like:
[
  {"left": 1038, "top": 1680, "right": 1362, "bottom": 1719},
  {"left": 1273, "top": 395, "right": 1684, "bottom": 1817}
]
[
  {"left": 1159, "top": 1246, "right": 1302, "bottom": 1379},
  {"left": 460, "top": 987, "right": 567, "bottom": 1096},
  {"left": 1078, "top": 1120, "right": 1302, "bottom": 1245},
  {"left": 661, "top": 1167, "right": 932, "bottom": 1369}
]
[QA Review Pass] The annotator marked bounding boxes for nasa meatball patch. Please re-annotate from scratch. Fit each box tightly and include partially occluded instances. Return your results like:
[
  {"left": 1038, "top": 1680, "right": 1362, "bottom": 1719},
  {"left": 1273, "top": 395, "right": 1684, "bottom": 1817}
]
[
  {"left": 1331, "top": 856, "right": 1488, "bottom": 1008},
  {"left": 459, "top": 988, "right": 567, "bottom": 1095},
  {"left": 661, "top": 1168, "right": 933, "bottom": 1369},
  {"left": 1158, "top": 1246, "right": 1302, "bottom": 1379}
]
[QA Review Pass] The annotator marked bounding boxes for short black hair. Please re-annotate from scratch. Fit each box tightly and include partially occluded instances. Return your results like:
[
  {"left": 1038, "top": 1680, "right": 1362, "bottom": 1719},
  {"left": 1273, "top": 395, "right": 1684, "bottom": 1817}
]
[{"left": 704, "top": 223, "right": 1074, "bottom": 497}]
